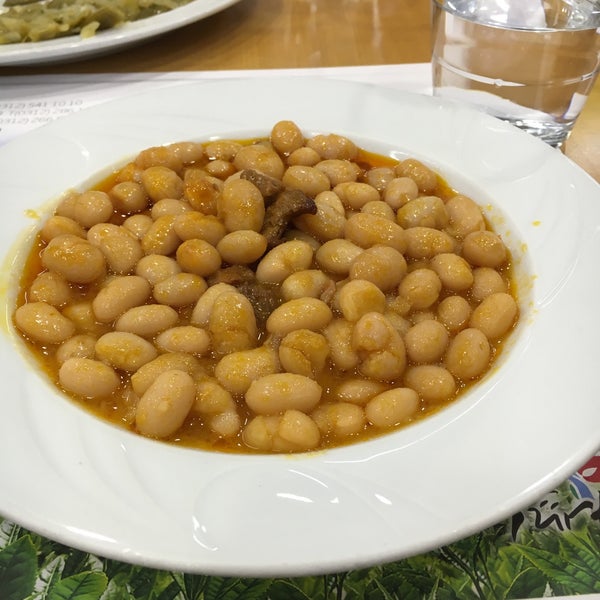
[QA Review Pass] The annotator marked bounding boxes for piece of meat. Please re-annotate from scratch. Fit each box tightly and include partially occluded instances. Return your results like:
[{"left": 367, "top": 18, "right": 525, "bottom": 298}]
[
  {"left": 240, "top": 169, "right": 284, "bottom": 201},
  {"left": 208, "top": 266, "right": 282, "bottom": 327},
  {"left": 237, "top": 280, "right": 283, "bottom": 328},
  {"left": 261, "top": 189, "right": 317, "bottom": 248},
  {"left": 208, "top": 265, "right": 255, "bottom": 287}
]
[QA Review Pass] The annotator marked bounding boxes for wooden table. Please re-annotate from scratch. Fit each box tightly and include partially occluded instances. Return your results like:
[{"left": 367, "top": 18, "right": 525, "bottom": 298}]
[{"left": 1, "top": 0, "right": 599, "bottom": 178}]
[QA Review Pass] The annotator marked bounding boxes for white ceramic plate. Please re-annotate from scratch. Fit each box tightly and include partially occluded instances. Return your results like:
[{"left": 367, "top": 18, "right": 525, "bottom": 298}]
[
  {"left": 1, "top": 78, "right": 599, "bottom": 577},
  {"left": 0, "top": 0, "right": 241, "bottom": 66}
]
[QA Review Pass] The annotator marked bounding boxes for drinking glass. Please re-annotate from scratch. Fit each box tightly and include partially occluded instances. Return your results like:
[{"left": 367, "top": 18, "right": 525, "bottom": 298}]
[{"left": 431, "top": 0, "right": 600, "bottom": 147}]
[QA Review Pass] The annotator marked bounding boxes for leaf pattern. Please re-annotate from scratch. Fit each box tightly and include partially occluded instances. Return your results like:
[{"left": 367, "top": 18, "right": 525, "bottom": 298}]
[
  {"left": 0, "top": 520, "right": 25, "bottom": 550},
  {"left": 32, "top": 555, "right": 66, "bottom": 600},
  {"left": 515, "top": 539, "right": 600, "bottom": 594},
  {"left": 0, "top": 535, "right": 37, "bottom": 600},
  {"left": 46, "top": 571, "right": 108, "bottom": 600}
]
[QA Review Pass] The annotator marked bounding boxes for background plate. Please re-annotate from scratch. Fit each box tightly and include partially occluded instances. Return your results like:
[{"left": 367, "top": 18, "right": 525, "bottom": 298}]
[
  {"left": 0, "top": 78, "right": 599, "bottom": 577},
  {"left": 0, "top": 0, "right": 241, "bottom": 66}
]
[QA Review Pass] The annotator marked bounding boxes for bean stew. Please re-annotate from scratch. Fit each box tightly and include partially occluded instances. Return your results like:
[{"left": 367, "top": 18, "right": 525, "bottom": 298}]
[{"left": 13, "top": 121, "right": 519, "bottom": 454}]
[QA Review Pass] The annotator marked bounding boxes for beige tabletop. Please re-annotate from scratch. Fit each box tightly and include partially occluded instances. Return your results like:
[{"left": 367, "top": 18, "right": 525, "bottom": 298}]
[{"left": 1, "top": 0, "right": 599, "bottom": 181}]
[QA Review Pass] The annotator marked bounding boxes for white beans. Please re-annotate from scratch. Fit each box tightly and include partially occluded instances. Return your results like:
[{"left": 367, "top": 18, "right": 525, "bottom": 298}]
[
  {"left": 42, "top": 235, "right": 106, "bottom": 284},
  {"left": 345, "top": 213, "right": 407, "bottom": 252},
  {"left": 366, "top": 167, "right": 394, "bottom": 193},
  {"left": 383, "top": 177, "right": 418, "bottom": 209},
  {"left": 279, "top": 329, "right": 329, "bottom": 377},
  {"left": 115, "top": 304, "right": 178, "bottom": 337},
  {"left": 87, "top": 223, "right": 143, "bottom": 275},
  {"left": 141, "top": 166, "right": 184, "bottom": 202},
  {"left": 92, "top": 276, "right": 151, "bottom": 323},
  {"left": 307, "top": 133, "right": 358, "bottom": 160},
  {"left": 245, "top": 373, "right": 322, "bottom": 415},
  {"left": 61, "top": 301, "right": 106, "bottom": 336},
  {"left": 216, "top": 230, "right": 267, "bottom": 264},
  {"left": 209, "top": 291, "right": 258, "bottom": 354},
  {"left": 338, "top": 279, "right": 386, "bottom": 321},
  {"left": 15, "top": 302, "right": 75, "bottom": 344},
  {"left": 56, "top": 190, "right": 114, "bottom": 228},
  {"left": 155, "top": 326, "right": 210, "bottom": 355},
  {"left": 153, "top": 273, "right": 207, "bottom": 307},
  {"left": 404, "top": 227, "right": 454, "bottom": 259},
  {"left": 315, "top": 239, "right": 363, "bottom": 276},
  {"left": 109, "top": 181, "right": 148, "bottom": 214},
  {"left": 445, "top": 328, "right": 491, "bottom": 379},
  {"left": 29, "top": 272, "right": 71, "bottom": 306},
  {"left": 396, "top": 196, "right": 448, "bottom": 230},
  {"left": 396, "top": 158, "right": 437, "bottom": 194},
  {"left": 315, "top": 159, "right": 360, "bottom": 186},
  {"left": 175, "top": 239, "right": 221, "bottom": 276},
  {"left": 135, "top": 254, "right": 181, "bottom": 285},
  {"left": 469, "top": 292, "right": 518, "bottom": 340},
  {"left": 131, "top": 352, "right": 201, "bottom": 396},
  {"left": 233, "top": 144, "right": 285, "bottom": 179},
  {"left": 398, "top": 268, "right": 442, "bottom": 310},
  {"left": 14, "top": 123, "right": 520, "bottom": 455},
  {"left": 194, "top": 378, "right": 241, "bottom": 438},
  {"left": 362, "top": 200, "right": 395, "bottom": 220},
  {"left": 312, "top": 402, "right": 366, "bottom": 437},
  {"left": 404, "top": 320, "right": 449, "bottom": 363},
  {"left": 349, "top": 245, "right": 407, "bottom": 291},
  {"left": 191, "top": 282, "right": 237, "bottom": 326},
  {"left": 294, "top": 191, "right": 346, "bottom": 241},
  {"left": 95, "top": 331, "right": 157, "bottom": 372},
  {"left": 404, "top": 365, "right": 456, "bottom": 404},
  {"left": 266, "top": 297, "right": 333, "bottom": 335},
  {"left": 218, "top": 178, "right": 265, "bottom": 232},
  {"left": 255, "top": 240, "right": 314, "bottom": 283},
  {"left": 324, "top": 318, "right": 359, "bottom": 371},
  {"left": 214, "top": 344, "right": 279, "bottom": 394},
  {"left": 123, "top": 214, "right": 153, "bottom": 239},
  {"left": 353, "top": 312, "right": 406, "bottom": 381},
  {"left": 462, "top": 231, "right": 508, "bottom": 268},
  {"left": 59, "top": 358, "right": 120, "bottom": 398},
  {"left": 182, "top": 170, "right": 221, "bottom": 214},
  {"left": 41, "top": 215, "right": 86, "bottom": 242},
  {"left": 334, "top": 182, "right": 379, "bottom": 209},
  {"left": 56, "top": 334, "right": 97, "bottom": 365},
  {"left": 141, "top": 215, "right": 180, "bottom": 256},
  {"left": 243, "top": 410, "right": 320, "bottom": 452},
  {"left": 334, "top": 379, "right": 389, "bottom": 406},
  {"left": 470, "top": 267, "right": 507, "bottom": 302},
  {"left": 135, "top": 370, "right": 195, "bottom": 438},
  {"left": 270, "top": 120, "right": 305, "bottom": 155},
  {"left": 445, "top": 194, "right": 485, "bottom": 238},
  {"left": 429, "top": 253, "right": 473, "bottom": 291},
  {"left": 282, "top": 165, "right": 330, "bottom": 197},
  {"left": 437, "top": 295, "right": 471, "bottom": 333},
  {"left": 281, "top": 269, "right": 336, "bottom": 302},
  {"left": 174, "top": 212, "right": 226, "bottom": 245},
  {"left": 365, "top": 388, "right": 419, "bottom": 427},
  {"left": 277, "top": 410, "right": 321, "bottom": 450}
]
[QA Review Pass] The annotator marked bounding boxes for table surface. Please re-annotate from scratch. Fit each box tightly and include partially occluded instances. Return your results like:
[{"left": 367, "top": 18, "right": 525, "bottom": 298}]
[
  {"left": 1, "top": 1, "right": 599, "bottom": 597},
  {"left": 1, "top": 0, "right": 599, "bottom": 181}
]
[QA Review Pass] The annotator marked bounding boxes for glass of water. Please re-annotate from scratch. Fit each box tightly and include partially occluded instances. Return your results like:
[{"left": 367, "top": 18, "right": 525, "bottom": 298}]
[{"left": 431, "top": 0, "right": 600, "bottom": 147}]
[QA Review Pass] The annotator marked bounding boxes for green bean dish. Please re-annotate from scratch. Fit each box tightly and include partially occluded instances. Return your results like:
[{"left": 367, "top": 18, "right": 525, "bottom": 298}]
[{"left": 0, "top": 0, "right": 193, "bottom": 44}]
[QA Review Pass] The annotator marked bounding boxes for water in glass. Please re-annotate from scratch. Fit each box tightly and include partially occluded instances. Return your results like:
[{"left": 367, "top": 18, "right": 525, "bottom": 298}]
[{"left": 431, "top": 0, "right": 600, "bottom": 146}]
